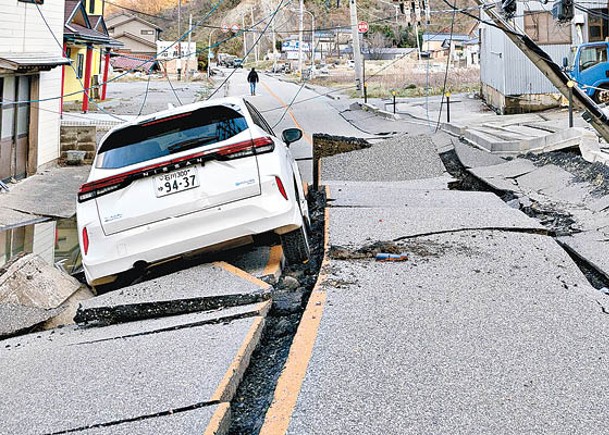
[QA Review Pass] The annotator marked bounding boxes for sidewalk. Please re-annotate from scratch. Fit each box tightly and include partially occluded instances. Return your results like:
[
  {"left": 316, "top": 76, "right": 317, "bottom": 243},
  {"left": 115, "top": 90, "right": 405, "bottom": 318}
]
[{"left": 359, "top": 93, "right": 609, "bottom": 164}]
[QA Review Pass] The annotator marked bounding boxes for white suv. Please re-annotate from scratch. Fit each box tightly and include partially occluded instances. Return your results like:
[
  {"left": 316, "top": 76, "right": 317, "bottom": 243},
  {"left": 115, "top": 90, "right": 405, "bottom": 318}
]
[{"left": 77, "top": 97, "right": 310, "bottom": 289}]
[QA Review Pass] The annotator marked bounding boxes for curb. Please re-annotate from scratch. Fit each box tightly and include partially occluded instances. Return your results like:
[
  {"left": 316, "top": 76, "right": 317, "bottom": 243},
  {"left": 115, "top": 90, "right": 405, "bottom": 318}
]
[
  {"left": 259, "top": 186, "right": 331, "bottom": 435},
  {"left": 350, "top": 101, "right": 401, "bottom": 121},
  {"left": 203, "top": 403, "right": 231, "bottom": 435},
  {"left": 211, "top": 314, "right": 267, "bottom": 402}
]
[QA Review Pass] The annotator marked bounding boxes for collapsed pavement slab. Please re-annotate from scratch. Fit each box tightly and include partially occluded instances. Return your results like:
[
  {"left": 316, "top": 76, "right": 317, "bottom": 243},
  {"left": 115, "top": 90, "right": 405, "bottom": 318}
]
[
  {"left": 76, "top": 404, "right": 229, "bottom": 435},
  {"left": 284, "top": 230, "right": 609, "bottom": 434},
  {"left": 326, "top": 176, "right": 456, "bottom": 191},
  {"left": 0, "top": 304, "right": 268, "bottom": 434},
  {"left": 327, "top": 186, "right": 507, "bottom": 209},
  {"left": 321, "top": 134, "right": 447, "bottom": 182},
  {"left": 0, "top": 165, "right": 89, "bottom": 225},
  {"left": 452, "top": 140, "right": 507, "bottom": 169},
  {"left": 328, "top": 205, "right": 545, "bottom": 248},
  {"left": 468, "top": 159, "right": 538, "bottom": 193},
  {"left": 76, "top": 262, "right": 272, "bottom": 325},
  {"left": 0, "top": 303, "right": 62, "bottom": 339},
  {"left": 558, "top": 231, "right": 609, "bottom": 281}
]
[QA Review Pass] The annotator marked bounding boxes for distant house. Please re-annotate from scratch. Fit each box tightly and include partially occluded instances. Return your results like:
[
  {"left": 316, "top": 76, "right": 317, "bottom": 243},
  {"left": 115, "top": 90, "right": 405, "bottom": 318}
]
[
  {"left": 422, "top": 33, "right": 476, "bottom": 60},
  {"left": 106, "top": 12, "right": 162, "bottom": 59},
  {"left": 0, "top": 0, "right": 69, "bottom": 181},
  {"left": 63, "top": 0, "right": 121, "bottom": 112}
]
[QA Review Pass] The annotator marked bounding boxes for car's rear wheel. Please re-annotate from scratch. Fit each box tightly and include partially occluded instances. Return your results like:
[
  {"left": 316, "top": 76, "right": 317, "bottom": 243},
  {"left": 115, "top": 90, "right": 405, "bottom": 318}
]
[{"left": 281, "top": 224, "right": 310, "bottom": 264}]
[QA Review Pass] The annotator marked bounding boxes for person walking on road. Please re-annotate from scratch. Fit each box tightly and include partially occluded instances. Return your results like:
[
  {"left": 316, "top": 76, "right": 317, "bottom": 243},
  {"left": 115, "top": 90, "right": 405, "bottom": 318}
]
[{"left": 247, "top": 68, "right": 259, "bottom": 96}]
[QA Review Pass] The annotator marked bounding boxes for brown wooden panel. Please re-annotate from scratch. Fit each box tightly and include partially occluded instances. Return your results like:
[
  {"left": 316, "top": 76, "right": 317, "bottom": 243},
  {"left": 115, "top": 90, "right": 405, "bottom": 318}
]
[
  {"left": 15, "top": 134, "right": 28, "bottom": 180},
  {"left": 0, "top": 138, "right": 12, "bottom": 181}
]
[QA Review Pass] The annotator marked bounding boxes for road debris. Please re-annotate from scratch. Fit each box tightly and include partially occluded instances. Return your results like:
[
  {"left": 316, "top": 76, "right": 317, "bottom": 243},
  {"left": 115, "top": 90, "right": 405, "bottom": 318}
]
[{"left": 375, "top": 253, "right": 409, "bottom": 262}]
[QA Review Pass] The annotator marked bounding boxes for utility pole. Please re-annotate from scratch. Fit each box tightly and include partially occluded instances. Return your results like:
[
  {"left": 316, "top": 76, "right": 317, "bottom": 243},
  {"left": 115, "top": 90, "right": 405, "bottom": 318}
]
[
  {"left": 349, "top": 0, "right": 363, "bottom": 95},
  {"left": 187, "top": 13, "right": 192, "bottom": 79},
  {"left": 177, "top": 0, "right": 182, "bottom": 81},
  {"left": 298, "top": 0, "right": 304, "bottom": 78},
  {"left": 250, "top": 7, "right": 259, "bottom": 63},
  {"left": 242, "top": 14, "right": 247, "bottom": 60},
  {"left": 270, "top": 5, "right": 278, "bottom": 72}
]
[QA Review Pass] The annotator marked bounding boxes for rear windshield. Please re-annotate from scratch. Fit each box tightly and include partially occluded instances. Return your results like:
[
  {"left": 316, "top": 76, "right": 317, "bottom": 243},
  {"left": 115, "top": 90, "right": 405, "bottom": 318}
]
[{"left": 96, "top": 105, "right": 249, "bottom": 169}]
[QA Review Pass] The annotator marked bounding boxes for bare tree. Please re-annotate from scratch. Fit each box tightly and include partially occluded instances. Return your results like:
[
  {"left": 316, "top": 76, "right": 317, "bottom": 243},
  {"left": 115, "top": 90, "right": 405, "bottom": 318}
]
[{"left": 365, "top": 32, "right": 391, "bottom": 61}]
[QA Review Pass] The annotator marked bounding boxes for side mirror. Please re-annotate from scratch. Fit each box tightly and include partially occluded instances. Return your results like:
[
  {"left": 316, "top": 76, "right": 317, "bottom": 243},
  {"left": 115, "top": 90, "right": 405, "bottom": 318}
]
[{"left": 281, "top": 128, "right": 303, "bottom": 146}]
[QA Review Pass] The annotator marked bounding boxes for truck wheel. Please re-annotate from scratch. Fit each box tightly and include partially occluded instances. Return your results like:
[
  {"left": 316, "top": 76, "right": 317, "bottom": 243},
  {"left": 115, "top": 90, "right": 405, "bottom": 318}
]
[{"left": 594, "top": 86, "right": 609, "bottom": 104}]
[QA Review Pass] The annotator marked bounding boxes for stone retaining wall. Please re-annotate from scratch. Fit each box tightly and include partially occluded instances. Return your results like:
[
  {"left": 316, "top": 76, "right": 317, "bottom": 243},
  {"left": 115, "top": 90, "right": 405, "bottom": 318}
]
[{"left": 60, "top": 126, "right": 96, "bottom": 164}]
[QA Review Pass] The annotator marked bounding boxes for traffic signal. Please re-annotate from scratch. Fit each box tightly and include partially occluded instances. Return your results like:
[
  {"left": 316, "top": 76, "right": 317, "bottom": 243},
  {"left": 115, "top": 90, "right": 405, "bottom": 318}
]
[
  {"left": 552, "top": 0, "right": 574, "bottom": 22},
  {"left": 501, "top": 0, "right": 517, "bottom": 18}
]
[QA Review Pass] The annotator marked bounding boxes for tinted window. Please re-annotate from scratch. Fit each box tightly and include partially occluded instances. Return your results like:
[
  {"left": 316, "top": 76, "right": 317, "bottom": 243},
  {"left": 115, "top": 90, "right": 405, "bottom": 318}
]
[
  {"left": 97, "top": 105, "right": 249, "bottom": 169},
  {"left": 245, "top": 101, "right": 275, "bottom": 136}
]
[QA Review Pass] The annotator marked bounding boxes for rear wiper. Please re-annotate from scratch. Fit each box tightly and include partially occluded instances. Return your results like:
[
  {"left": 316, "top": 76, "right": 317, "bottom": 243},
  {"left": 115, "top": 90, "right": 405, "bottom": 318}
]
[{"left": 168, "top": 136, "right": 219, "bottom": 153}]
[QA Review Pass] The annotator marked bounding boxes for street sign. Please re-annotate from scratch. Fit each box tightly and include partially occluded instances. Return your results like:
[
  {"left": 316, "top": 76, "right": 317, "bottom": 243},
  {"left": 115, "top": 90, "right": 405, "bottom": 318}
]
[
  {"left": 358, "top": 21, "right": 369, "bottom": 33},
  {"left": 231, "top": 23, "right": 240, "bottom": 33},
  {"left": 221, "top": 23, "right": 229, "bottom": 33}
]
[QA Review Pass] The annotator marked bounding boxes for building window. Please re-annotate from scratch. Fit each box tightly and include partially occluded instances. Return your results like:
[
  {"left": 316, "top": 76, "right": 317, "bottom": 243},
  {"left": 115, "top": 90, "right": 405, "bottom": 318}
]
[
  {"left": 76, "top": 53, "right": 85, "bottom": 79},
  {"left": 141, "top": 29, "right": 155, "bottom": 36},
  {"left": 18, "top": 0, "right": 44, "bottom": 4},
  {"left": 524, "top": 11, "right": 571, "bottom": 45},
  {"left": 589, "top": 11, "right": 608, "bottom": 41},
  {"left": 89, "top": 0, "right": 95, "bottom": 14}
]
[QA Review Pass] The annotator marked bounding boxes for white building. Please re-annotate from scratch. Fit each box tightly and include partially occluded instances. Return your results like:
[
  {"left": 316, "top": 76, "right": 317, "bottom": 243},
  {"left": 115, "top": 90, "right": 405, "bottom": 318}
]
[
  {"left": 0, "top": 0, "right": 69, "bottom": 180},
  {"left": 157, "top": 41, "right": 197, "bottom": 75}
]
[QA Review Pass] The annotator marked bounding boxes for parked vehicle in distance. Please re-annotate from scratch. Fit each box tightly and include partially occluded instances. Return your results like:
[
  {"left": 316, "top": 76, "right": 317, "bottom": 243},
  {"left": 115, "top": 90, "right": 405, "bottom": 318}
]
[
  {"left": 564, "top": 42, "right": 609, "bottom": 103},
  {"left": 233, "top": 58, "right": 244, "bottom": 68},
  {"left": 77, "top": 97, "right": 310, "bottom": 290}
]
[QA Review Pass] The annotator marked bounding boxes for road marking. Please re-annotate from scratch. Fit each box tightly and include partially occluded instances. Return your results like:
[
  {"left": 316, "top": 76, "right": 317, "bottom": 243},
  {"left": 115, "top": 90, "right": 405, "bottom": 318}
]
[
  {"left": 203, "top": 402, "right": 231, "bottom": 435},
  {"left": 259, "top": 186, "right": 331, "bottom": 435},
  {"left": 211, "top": 315, "right": 266, "bottom": 402},
  {"left": 214, "top": 261, "right": 270, "bottom": 289},
  {"left": 263, "top": 245, "right": 284, "bottom": 279},
  {"left": 261, "top": 82, "right": 313, "bottom": 144}
]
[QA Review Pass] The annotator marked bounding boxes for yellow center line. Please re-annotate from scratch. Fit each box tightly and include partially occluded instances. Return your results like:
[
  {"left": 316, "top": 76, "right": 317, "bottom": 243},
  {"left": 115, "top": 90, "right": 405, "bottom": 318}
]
[
  {"left": 261, "top": 81, "right": 313, "bottom": 145},
  {"left": 259, "top": 186, "right": 331, "bottom": 435}
]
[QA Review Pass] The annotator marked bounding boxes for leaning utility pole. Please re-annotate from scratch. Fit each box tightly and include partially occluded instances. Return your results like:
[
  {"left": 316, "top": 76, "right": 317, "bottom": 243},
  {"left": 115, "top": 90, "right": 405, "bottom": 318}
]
[
  {"left": 298, "top": 0, "right": 304, "bottom": 77},
  {"left": 473, "top": 0, "right": 609, "bottom": 141},
  {"left": 349, "top": 0, "right": 363, "bottom": 95}
]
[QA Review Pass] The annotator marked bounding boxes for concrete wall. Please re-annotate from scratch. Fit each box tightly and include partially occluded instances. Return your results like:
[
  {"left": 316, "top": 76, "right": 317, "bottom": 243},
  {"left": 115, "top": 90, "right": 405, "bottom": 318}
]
[{"left": 60, "top": 126, "right": 97, "bottom": 164}]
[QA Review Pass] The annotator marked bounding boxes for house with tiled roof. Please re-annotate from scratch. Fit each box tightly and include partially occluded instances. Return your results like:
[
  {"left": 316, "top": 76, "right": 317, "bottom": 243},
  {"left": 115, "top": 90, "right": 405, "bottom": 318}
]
[
  {"left": 106, "top": 12, "right": 162, "bottom": 59},
  {"left": 63, "top": 0, "right": 121, "bottom": 112},
  {"left": 0, "top": 0, "right": 69, "bottom": 181}
]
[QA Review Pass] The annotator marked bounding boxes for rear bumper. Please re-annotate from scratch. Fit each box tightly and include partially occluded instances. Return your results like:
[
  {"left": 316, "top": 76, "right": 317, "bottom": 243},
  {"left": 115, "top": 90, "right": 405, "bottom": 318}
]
[{"left": 80, "top": 190, "right": 301, "bottom": 285}]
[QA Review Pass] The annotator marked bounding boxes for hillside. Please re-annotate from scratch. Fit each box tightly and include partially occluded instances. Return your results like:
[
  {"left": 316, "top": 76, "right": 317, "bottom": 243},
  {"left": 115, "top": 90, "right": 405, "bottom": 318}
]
[{"left": 106, "top": 0, "right": 479, "bottom": 57}]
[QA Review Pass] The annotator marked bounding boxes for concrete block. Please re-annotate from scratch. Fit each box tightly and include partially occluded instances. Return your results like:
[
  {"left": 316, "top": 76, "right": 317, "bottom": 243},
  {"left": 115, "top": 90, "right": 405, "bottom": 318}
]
[{"left": 0, "top": 254, "right": 81, "bottom": 310}]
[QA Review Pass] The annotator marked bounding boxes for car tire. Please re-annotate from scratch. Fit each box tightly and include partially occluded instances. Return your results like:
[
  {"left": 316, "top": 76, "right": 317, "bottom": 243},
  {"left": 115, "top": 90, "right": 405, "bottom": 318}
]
[{"left": 281, "top": 224, "right": 310, "bottom": 264}]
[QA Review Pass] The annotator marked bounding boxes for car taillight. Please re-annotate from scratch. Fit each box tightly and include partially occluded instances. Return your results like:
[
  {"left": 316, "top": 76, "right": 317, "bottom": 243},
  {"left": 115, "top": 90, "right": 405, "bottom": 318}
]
[
  {"left": 82, "top": 227, "right": 89, "bottom": 255},
  {"left": 275, "top": 176, "right": 288, "bottom": 200},
  {"left": 77, "top": 149, "right": 211, "bottom": 202},
  {"left": 217, "top": 137, "right": 275, "bottom": 160},
  {"left": 77, "top": 137, "right": 275, "bottom": 203}
]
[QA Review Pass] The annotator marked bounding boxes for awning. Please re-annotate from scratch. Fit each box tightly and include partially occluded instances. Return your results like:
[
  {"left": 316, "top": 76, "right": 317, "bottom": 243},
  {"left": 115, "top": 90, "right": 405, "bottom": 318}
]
[{"left": 0, "top": 53, "right": 71, "bottom": 73}]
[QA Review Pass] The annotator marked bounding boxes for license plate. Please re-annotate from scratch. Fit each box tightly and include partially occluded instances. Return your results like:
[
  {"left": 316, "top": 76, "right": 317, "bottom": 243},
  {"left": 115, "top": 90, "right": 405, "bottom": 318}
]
[{"left": 154, "top": 167, "right": 199, "bottom": 197}]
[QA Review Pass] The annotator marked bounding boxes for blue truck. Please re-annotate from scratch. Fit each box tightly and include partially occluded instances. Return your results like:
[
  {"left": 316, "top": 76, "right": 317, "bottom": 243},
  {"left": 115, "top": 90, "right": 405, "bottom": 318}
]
[{"left": 565, "top": 42, "right": 609, "bottom": 103}]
